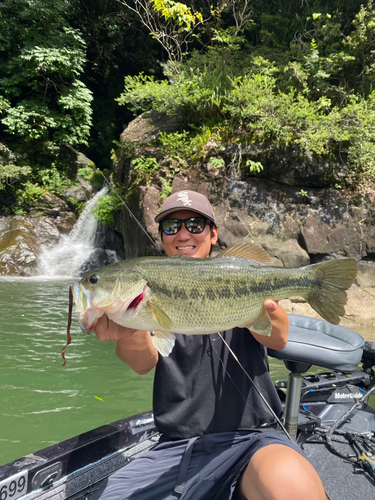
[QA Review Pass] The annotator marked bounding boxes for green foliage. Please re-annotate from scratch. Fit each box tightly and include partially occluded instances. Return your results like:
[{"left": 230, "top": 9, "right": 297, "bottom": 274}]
[
  {"left": 245, "top": 160, "right": 263, "bottom": 173},
  {"left": 19, "top": 182, "right": 45, "bottom": 203},
  {"left": 92, "top": 192, "right": 123, "bottom": 225},
  {"left": 132, "top": 155, "right": 159, "bottom": 185},
  {"left": 37, "top": 165, "right": 67, "bottom": 193},
  {"left": 160, "top": 177, "right": 173, "bottom": 201},
  {"left": 0, "top": 143, "right": 31, "bottom": 190},
  {"left": 209, "top": 157, "right": 225, "bottom": 168},
  {"left": 3, "top": 0, "right": 375, "bottom": 213},
  {"left": 78, "top": 167, "right": 95, "bottom": 181},
  {"left": 0, "top": 20, "right": 93, "bottom": 148},
  {"left": 117, "top": 2, "right": 375, "bottom": 185},
  {"left": 159, "top": 131, "right": 193, "bottom": 165},
  {"left": 118, "top": 70, "right": 216, "bottom": 124},
  {"left": 0, "top": 0, "right": 97, "bottom": 212},
  {"left": 151, "top": 0, "right": 203, "bottom": 30}
]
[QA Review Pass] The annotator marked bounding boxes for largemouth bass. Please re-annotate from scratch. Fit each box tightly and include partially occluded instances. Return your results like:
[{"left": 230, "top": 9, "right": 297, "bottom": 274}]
[{"left": 72, "top": 243, "right": 358, "bottom": 356}]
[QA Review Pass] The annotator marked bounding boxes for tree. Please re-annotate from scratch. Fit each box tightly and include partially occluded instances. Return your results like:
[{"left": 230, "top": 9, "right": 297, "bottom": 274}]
[{"left": 0, "top": 0, "right": 93, "bottom": 169}]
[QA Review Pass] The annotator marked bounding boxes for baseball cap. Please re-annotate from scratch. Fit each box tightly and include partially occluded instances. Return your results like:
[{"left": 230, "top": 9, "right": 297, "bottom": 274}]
[{"left": 155, "top": 190, "right": 216, "bottom": 224}]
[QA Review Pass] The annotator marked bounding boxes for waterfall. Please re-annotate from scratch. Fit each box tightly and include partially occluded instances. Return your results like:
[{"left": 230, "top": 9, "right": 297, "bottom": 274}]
[{"left": 37, "top": 187, "right": 119, "bottom": 277}]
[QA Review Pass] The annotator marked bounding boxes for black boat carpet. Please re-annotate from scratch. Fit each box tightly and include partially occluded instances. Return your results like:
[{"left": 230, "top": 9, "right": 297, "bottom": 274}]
[{"left": 303, "top": 440, "right": 375, "bottom": 500}]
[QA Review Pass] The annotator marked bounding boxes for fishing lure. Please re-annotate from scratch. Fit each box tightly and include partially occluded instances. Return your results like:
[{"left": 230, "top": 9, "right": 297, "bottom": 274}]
[{"left": 61, "top": 286, "right": 73, "bottom": 366}]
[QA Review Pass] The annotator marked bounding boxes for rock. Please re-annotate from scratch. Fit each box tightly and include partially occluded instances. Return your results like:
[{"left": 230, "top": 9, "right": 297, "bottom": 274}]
[
  {"left": 0, "top": 212, "right": 77, "bottom": 276},
  {"left": 0, "top": 217, "right": 40, "bottom": 275},
  {"left": 301, "top": 217, "right": 333, "bottom": 255},
  {"left": 51, "top": 212, "right": 77, "bottom": 235},
  {"left": 142, "top": 185, "right": 162, "bottom": 244},
  {"left": 63, "top": 175, "right": 94, "bottom": 202},
  {"left": 345, "top": 285, "right": 375, "bottom": 327},
  {"left": 220, "top": 143, "right": 348, "bottom": 187},
  {"left": 32, "top": 217, "right": 63, "bottom": 247},
  {"left": 259, "top": 237, "right": 310, "bottom": 268},
  {"left": 76, "top": 152, "right": 95, "bottom": 168},
  {"left": 29, "top": 192, "right": 70, "bottom": 217},
  {"left": 356, "top": 261, "right": 375, "bottom": 288},
  {"left": 120, "top": 111, "right": 179, "bottom": 144}
]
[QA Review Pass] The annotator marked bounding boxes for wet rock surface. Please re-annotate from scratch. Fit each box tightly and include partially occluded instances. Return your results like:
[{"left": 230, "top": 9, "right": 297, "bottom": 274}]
[{"left": 0, "top": 217, "right": 43, "bottom": 276}]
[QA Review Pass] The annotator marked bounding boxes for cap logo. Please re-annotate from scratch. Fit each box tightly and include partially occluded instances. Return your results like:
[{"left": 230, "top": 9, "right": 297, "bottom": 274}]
[{"left": 177, "top": 191, "right": 192, "bottom": 207}]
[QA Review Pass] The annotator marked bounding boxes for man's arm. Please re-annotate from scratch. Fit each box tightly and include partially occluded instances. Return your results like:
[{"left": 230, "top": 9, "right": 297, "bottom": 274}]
[
  {"left": 94, "top": 315, "right": 159, "bottom": 375},
  {"left": 250, "top": 300, "right": 289, "bottom": 350}
]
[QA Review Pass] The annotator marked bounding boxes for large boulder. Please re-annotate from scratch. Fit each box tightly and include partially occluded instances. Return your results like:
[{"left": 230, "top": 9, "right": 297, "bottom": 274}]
[
  {"left": 0, "top": 217, "right": 41, "bottom": 276},
  {"left": 0, "top": 214, "right": 80, "bottom": 276}
]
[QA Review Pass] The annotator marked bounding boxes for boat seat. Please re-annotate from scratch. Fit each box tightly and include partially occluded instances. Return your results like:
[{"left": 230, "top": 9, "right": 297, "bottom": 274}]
[{"left": 268, "top": 314, "right": 365, "bottom": 373}]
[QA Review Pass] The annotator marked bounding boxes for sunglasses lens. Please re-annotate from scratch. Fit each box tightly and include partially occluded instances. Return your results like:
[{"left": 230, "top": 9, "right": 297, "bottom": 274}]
[
  {"left": 161, "top": 218, "right": 208, "bottom": 235},
  {"left": 161, "top": 220, "right": 181, "bottom": 235},
  {"left": 185, "top": 218, "right": 206, "bottom": 234}
]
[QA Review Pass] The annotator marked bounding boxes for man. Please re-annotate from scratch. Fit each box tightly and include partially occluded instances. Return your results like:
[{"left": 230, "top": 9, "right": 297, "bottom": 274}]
[{"left": 94, "top": 190, "right": 325, "bottom": 500}]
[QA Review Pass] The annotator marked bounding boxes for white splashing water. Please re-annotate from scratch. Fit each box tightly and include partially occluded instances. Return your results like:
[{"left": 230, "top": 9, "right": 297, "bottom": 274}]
[{"left": 37, "top": 187, "right": 119, "bottom": 277}]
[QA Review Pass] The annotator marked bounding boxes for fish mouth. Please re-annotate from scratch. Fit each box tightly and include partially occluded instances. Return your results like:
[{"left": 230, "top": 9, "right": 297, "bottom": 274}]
[
  {"left": 72, "top": 283, "right": 103, "bottom": 334},
  {"left": 79, "top": 309, "right": 104, "bottom": 334},
  {"left": 72, "top": 282, "right": 147, "bottom": 333}
]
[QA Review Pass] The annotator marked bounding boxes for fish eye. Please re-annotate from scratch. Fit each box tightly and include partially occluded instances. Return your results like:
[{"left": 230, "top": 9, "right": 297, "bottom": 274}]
[{"left": 89, "top": 274, "right": 99, "bottom": 284}]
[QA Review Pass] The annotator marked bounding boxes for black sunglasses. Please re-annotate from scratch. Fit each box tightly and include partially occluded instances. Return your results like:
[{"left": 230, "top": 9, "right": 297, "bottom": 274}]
[{"left": 160, "top": 217, "right": 211, "bottom": 235}]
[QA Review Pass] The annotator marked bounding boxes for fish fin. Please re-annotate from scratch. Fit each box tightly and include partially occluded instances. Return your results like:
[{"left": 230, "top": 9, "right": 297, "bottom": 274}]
[
  {"left": 151, "top": 330, "right": 176, "bottom": 356},
  {"left": 241, "top": 308, "right": 273, "bottom": 336},
  {"left": 307, "top": 258, "right": 358, "bottom": 324},
  {"left": 216, "top": 243, "right": 272, "bottom": 263},
  {"left": 148, "top": 301, "right": 174, "bottom": 330}
]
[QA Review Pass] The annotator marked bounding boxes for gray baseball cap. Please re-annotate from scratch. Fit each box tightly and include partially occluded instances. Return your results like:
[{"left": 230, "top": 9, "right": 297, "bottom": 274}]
[{"left": 155, "top": 190, "right": 216, "bottom": 224}]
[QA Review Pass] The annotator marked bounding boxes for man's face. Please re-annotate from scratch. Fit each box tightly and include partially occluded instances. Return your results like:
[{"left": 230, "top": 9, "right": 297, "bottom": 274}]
[{"left": 161, "top": 210, "right": 218, "bottom": 258}]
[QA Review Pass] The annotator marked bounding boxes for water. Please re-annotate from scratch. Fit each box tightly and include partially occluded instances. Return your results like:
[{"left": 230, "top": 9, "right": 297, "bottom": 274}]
[
  {"left": 0, "top": 278, "right": 374, "bottom": 467},
  {"left": 37, "top": 187, "right": 118, "bottom": 277},
  {"left": 0, "top": 278, "right": 154, "bottom": 466}
]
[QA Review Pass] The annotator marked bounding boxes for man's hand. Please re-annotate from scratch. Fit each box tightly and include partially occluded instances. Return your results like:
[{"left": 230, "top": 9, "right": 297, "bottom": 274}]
[
  {"left": 94, "top": 315, "right": 137, "bottom": 342},
  {"left": 94, "top": 314, "right": 159, "bottom": 374},
  {"left": 262, "top": 299, "right": 279, "bottom": 314},
  {"left": 250, "top": 299, "right": 289, "bottom": 350}
]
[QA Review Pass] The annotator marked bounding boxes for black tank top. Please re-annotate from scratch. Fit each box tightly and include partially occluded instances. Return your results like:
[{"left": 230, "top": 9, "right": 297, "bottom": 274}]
[{"left": 153, "top": 328, "right": 283, "bottom": 440}]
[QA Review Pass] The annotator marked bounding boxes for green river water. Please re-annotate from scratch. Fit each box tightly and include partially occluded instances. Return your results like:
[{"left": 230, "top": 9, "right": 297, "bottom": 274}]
[{"left": 1, "top": 277, "right": 374, "bottom": 467}]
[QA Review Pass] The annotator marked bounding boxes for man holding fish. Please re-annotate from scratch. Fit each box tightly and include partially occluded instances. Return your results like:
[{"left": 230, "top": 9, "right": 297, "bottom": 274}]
[{"left": 83, "top": 190, "right": 335, "bottom": 500}]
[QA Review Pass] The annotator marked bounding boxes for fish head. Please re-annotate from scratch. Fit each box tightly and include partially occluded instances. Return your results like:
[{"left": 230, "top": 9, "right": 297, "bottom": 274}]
[{"left": 72, "top": 263, "right": 148, "bottom": 333}]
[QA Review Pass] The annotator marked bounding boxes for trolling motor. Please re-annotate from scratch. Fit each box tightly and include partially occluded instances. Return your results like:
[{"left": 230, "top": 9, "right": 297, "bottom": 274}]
[{"left": 268, "top": 315, "right": 369, "bottom": 440}]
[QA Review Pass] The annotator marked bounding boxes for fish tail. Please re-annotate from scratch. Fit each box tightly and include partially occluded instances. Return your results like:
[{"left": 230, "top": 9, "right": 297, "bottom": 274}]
[{"left": 307, "top": 258, "right": 358, "bottom": 324}]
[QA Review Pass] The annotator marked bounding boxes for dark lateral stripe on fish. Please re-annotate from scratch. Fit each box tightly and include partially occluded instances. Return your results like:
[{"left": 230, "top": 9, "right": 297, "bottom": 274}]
[
  {"left": 152, "top": 283, "right": 173, "bottom": 297},
  {"left": 232, "top": 275, "right": 318, "bottom": 298},
  {"left": 151, "top": 275, "right": 319, "bottom": 302},
  {"left": 172, "top": 287, "right": 188, "bottom": 300}
]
